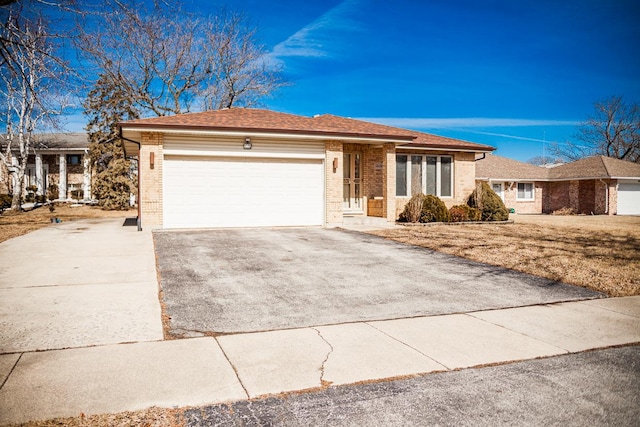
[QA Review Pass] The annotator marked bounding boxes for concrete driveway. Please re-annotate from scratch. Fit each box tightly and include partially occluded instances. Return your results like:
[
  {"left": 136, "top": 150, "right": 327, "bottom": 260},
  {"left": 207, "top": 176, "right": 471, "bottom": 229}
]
[
  {"left": 0, "top": 218, "right": 163, "bottom": 353},
  {"left": 154, "top": 228, "right": 600, "bottom": 335}
]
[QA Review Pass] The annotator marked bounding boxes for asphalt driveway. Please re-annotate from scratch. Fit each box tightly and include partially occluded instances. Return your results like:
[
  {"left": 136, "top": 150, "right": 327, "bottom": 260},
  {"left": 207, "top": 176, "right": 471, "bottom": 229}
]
[{"left": 154, "top": 228, "right": 600, "bottom": 335}]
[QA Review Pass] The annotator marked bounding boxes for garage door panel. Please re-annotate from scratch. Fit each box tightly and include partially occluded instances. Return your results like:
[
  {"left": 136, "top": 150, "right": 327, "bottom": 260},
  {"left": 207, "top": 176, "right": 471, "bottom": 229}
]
[
  {"left": 617, "top": 181, "right": 640, "bottom": 215},
  {"left": 163, "top": 156, "right": 324, "bottom": 228}
]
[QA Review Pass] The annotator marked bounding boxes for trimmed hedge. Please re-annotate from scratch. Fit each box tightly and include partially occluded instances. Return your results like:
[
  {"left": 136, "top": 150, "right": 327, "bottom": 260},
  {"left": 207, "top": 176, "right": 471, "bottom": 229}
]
[
  {"left": 398, "top": 194, "right": 449, "bottom": 223},
  {"left": 421, "top": 194, "right": 450, "bottom": 223},
  {"left": 467, "top": 182, "right": 509, "bottom": 221}
]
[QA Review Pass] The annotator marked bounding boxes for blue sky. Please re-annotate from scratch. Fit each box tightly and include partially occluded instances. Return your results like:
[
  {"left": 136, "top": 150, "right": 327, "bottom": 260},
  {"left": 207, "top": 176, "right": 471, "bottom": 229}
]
[{"left": 70, "top": 0, "right": 640, "bottom": 161}]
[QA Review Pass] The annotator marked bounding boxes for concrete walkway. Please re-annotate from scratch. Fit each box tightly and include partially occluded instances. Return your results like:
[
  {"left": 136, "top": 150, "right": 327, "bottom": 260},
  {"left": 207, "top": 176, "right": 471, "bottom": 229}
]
[{"left": 0, "top": 219, "right": 639, "bottom": 425}]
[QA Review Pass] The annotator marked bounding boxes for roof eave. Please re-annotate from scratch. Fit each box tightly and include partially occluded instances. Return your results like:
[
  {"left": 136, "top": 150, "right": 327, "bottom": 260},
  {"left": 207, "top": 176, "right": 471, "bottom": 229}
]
[
  {"left": 117, "top": 123, "right": 415, "bottom": 143},
  {"left": 398, "top": 144, "right": 495, "bottom": 153}
]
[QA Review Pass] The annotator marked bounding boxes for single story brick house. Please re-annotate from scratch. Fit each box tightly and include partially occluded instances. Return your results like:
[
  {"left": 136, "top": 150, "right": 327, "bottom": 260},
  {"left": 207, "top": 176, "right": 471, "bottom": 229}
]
[
  {"left": 0, "top": 133, "right": 92, "bottom": 201},
  {"left": 476, "top": 154, "right": 640, "bottom": 215},
  {"left": 118, "top": 108, "right": 495, "bottom": 229}
]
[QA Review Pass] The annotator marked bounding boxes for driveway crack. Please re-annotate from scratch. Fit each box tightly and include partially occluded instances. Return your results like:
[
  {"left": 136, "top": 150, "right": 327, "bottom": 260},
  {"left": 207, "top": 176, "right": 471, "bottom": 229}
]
[
  {"left": 0, "top": 353, "right": 22, "bottom": 391},
  {"left": 214, "top": 337, "right": 250, "bottom": 398},
  {"left": 311, "top": 327, "right": 334, "bottom": 387}
]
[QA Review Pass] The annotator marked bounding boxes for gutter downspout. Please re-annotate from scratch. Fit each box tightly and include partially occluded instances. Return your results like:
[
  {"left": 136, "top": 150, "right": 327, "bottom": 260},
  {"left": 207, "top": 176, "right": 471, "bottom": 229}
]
[
  {"left": 598, "top": 179, "right": 608, "bottom": 214},
  {"left": 475, "top": 153, "right": 487, "bottom": 161},
  {"left": 119, "top": 129, "right": 142, "bottom": 231}
]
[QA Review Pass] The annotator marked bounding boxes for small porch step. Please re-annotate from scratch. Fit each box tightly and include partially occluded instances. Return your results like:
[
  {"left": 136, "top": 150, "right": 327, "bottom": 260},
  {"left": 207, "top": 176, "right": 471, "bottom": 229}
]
[{"left": 342, "top": 215, "right": 391, "bottom": 226}]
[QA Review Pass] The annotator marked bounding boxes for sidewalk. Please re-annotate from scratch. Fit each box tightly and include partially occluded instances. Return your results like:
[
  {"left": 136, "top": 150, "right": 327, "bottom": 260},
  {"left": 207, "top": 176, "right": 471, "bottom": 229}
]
[
  {"left": 1, "top": 296, "right": 639, "bottom": 425},
  {"left": 0, "top": 219, "right": 639, "bottom": 425}
]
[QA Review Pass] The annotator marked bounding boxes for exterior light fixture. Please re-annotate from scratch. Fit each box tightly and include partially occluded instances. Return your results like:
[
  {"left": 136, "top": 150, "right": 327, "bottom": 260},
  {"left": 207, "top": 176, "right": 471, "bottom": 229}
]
[{"left": 243, "top": 137, "right": 252, "bottom": 150}]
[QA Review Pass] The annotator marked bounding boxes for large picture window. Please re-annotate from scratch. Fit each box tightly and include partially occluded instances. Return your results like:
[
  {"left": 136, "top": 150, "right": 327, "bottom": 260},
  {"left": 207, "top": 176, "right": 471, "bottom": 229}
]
[
  {"left": 517, "top": 182, "right": 534, "bottom": 201},
  {"left": 396, "top": 154, "right": 453, "bottom": 198}
]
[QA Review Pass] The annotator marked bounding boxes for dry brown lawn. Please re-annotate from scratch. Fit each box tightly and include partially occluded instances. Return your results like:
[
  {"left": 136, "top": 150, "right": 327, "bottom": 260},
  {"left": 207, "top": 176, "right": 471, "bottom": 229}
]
[
  {"left": 16, "top": 407, "right": 184, "bottom": 427},
  {"left": 370, "top": 214, "right": 640, "bottom": 297},
  {"left": 0, "top": 204, "right": 134, "bottom": 244}
]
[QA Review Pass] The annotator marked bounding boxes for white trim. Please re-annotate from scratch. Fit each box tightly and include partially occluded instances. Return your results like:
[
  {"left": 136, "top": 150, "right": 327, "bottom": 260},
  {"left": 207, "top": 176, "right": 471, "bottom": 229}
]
[
  {"left": 491, "top": 181, "right": 505, "bottom": 201},
  {"left": 163, "top": 148, "right": 325, "bottom": 159},
  {"left": 121, "top": 127, "right": 411, "bottom": 143},
  {"left": 396, "top": 154, "right": 454, "bottom": 198}
]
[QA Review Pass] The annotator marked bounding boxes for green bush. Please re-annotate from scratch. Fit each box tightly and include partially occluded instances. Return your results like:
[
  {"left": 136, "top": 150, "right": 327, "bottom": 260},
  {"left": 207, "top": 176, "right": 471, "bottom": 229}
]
[
  {"left": 421, "top": 194, "right": 450, "bottom": 223},
  {"left": 449, "top": 204, "right": 481, "bottom": 222},
  {"left": 467, "top": 182, "right": 509, "bottom": 221},
  {"left": 399, "top": 194, "right": 450, "bottom": 223}
]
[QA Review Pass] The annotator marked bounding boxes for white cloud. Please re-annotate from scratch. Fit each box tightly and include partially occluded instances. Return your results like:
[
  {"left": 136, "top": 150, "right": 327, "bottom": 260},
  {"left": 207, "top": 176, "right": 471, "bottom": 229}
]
[
  {"left": 268, "top": 0, "right": 365, "bottom": 65},
  {"left": 356, "top": 117, "right": 581, "bottom": 129}
]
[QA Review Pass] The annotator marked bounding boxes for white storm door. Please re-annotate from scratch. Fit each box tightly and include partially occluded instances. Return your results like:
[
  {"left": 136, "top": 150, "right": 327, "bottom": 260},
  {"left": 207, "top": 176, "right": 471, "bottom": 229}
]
[{"left": 343, "top": 152, "right": 362, "bottom": 212}]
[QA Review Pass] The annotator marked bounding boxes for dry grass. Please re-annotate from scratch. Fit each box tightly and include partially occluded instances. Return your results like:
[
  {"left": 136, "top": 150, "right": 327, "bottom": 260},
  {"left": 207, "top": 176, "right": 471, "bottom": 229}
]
[
  {"left": 16, "top": 407, "right": 185, "bottom": 427},
  {"left": 0, "top": 204, "right": 134, "bottom": 244},
  {"left": 370, "top": 214, "right": 640, "bottom": 297}
]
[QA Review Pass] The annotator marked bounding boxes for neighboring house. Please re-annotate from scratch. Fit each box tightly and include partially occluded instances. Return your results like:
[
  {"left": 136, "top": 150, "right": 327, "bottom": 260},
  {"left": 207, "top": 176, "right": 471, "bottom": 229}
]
[
  {"left": 118, "top": 108, "right": 495, "bottom": 229},
  {"left": 476, "top": 154, "right": 640, "bottom": 215},
  {"left": 0, "top": 133, "right": 92, "bottom": 201}
]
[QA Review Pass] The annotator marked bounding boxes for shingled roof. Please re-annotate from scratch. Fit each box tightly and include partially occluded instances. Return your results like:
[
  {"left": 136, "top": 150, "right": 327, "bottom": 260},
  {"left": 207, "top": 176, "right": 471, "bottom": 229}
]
[
  {"left": 548, "top": 155, "right": 640, "bottom": 180},
  {"left": 120, "top": 108, "right": 415, "bottom": 141},
  {"left": 403, "top": 131, "right": 495, "bottom": 152},
  {"left": 476, "top": 154, "right": 640, "bottom": 181},
  {"left": 0, "top": 133, "right": 89, "bottom": 151},
  {"left": 119, "top": 108, "right": 495, "bottom": 151},
  {"left": 476, "top": 154, "right": 548, "bottom": 180}
]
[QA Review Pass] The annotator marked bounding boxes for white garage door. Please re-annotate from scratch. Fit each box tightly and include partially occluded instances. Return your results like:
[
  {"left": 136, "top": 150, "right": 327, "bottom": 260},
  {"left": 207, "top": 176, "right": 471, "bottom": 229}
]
[
  {"left": 163, "top": 156, "right": 324, "bottom": 228},
  {"left": 617, "top": 180, "right": 640, "bottom": 215}
]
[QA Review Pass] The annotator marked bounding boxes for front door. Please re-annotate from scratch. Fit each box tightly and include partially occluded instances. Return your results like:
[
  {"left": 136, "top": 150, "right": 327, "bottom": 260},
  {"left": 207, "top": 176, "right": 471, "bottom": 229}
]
[
  {"left": 343, "top": 152, "right": 362, "bottom": 212},
  {"left": 492, "top": 182, "right": 504, "bottom": 201}
]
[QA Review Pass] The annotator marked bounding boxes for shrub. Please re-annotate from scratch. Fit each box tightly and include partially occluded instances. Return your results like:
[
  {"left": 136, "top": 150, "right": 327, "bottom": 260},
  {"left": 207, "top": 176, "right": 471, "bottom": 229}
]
[
  {"left": 449, "top": 204, "right": 481, "bottom": 222},
  {"left": 0, "top": 194, "right": 12, "bottom": 212},
  {"left": 467, "top": 182, "right": 509, "bottom": 221},
  {"left": 399, "top": 194, "right": 450, "bottom": 223},
  {"left": 398, "top": 194, "right": 425, "bottom": 223},
  {"left": 552, "top": 207, "right": 576, "bottom": 216},
  {"left": 47, "top": 183, "right": 58, "bottom": 201},
  {"left": 421, "top": 194, "right": 450, "bottom": 223}
]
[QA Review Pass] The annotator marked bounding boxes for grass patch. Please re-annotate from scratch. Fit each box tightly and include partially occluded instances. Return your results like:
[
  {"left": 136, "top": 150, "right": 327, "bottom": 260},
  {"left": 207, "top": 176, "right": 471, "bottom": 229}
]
[
  {"left": 16, "top": 407, "right": 184, "bottom": 427},
  {"left": 0, "top": 204, "right": 134, "bottom": 244},
  {"left": 370, "top": 215, "right": 640, "bottom": 297}
]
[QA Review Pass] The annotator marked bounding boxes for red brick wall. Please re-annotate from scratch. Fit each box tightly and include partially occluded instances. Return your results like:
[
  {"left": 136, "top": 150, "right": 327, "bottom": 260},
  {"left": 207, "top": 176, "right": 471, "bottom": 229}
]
[{"left": 545, "top": 181, "right": 571, "bottom": 213}]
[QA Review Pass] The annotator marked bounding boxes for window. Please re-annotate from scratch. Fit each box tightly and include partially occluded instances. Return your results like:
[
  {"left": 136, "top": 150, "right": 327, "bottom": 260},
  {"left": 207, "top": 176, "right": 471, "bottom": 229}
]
[
  {"left": 396, "top": 154, "right": 453, "bottom": 197},
  {"left": 517, "top": 182, "right": 534, "bottom": 200},
  {"left": 492, "top": 182, "right": 504, "bottom": 201},
  {"left": 396, "top": 155, "right": 407, "bottom": 196},
  {"left": 67, "top": 154, "right": 81, "bottom": 165}
]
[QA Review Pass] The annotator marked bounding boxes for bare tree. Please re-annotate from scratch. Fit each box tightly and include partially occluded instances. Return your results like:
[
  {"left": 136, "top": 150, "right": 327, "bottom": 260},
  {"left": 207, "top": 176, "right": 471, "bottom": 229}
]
[
  {"left": 526, "top": 155, "right": 562, "bottom": 166},
  {"left": 76, "top": 1, "right": 285, "bottom": 116},
  {"left": 550, "top": 96, "right": 640, "bottom": 163},
  {"left": 0, "top": 9, "right": 70, "bottom": 210},
  {"left": 201, "top": 12, "right": 285, "bottom": 110}
]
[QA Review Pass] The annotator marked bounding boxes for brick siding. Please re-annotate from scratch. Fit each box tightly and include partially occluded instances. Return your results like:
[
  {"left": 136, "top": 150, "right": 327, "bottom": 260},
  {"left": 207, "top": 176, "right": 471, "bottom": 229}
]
[
  {"left": 324, "top": 140, "right": 343, "bottom": 226},
  {"left": 139, "top": 132, "right": 164, "bottom": 228}
]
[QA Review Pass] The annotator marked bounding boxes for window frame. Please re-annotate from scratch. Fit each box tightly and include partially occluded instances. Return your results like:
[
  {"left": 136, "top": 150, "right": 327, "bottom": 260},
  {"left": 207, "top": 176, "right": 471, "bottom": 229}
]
[
  {"left": 491, "top": 182, "right": 505, "bottom": 201},
  {"left": 395, "top": 154, "right": 454, "bottom": 198},
  {"left": 516, "top": 182, "right": 535, "bottom": 201}
]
